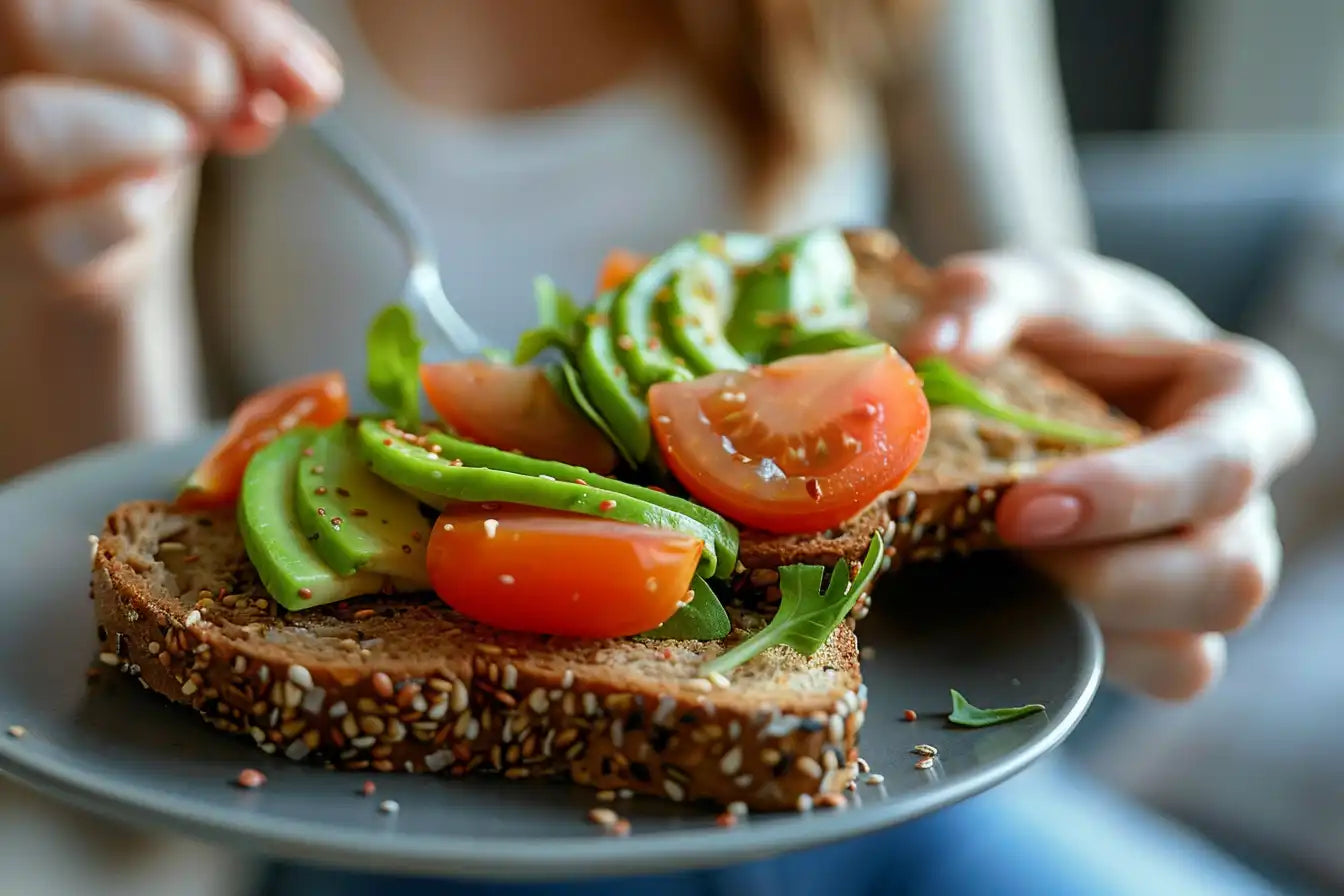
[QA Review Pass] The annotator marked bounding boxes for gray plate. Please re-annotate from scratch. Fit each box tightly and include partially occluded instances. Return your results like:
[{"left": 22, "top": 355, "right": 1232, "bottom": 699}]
[{"left": 0, "top": 435, "right": 1102, "bottom": 882}]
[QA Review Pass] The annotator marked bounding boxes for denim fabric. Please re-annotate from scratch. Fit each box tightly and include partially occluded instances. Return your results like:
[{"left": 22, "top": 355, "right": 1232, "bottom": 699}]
[{"left": 257, "top": 759, "right": 1275, "bottom": 896}]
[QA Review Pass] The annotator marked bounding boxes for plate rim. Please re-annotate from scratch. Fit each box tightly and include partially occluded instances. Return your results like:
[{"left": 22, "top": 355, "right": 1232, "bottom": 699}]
[{"left": 0, "top": 434, "right": 1104, "bottom": 881}]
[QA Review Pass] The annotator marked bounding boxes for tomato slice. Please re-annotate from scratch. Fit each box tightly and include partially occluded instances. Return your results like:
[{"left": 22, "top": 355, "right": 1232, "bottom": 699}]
[
  {"left": 648, "top": 345, "right": 930, "bottom": 534},
  {"left": 595, "top": 248, "right": 648, "bottom": 294},
  {"left": 427, "top": 507, "right": 702, "bottom": 638},
  {"left": 420, "top": 360, "right": 618, "bottom": 474},
  {"left": 175, "top": 371, "right": 349, "bottom": 510}
]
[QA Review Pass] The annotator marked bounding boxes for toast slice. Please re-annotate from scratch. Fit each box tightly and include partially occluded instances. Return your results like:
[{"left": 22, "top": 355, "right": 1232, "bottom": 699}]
[
  {"left": 733, "top": 230, "right": 1141, "bottom": 612},
  {"left": 91, "top": 502, "right": 865, "bottom": 811}
]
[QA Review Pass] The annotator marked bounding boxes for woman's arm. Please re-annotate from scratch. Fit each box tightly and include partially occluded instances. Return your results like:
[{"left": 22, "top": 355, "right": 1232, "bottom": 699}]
[{"left": 883, "top": 0, "right": 1094, "bottom": 258}]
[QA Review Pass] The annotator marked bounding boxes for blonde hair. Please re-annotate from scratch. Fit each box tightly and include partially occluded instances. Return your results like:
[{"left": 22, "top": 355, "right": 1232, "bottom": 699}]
[{"left": 669, "top": 0, "right": 935, "bottom": 221}]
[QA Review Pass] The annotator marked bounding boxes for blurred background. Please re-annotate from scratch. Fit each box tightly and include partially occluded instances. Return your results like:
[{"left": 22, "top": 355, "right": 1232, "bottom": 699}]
[
  {"left": 1, "top": 1, "right": 1341, "bottom": 894},
  {"left": 1053, "top": 2, "right": 1343, "bottom": 894}
]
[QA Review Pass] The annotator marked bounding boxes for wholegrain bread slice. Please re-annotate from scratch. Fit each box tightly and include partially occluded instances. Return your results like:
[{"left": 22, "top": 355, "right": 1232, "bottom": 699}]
[
  {"left": 733, "top": 229, "right": 1142, "bottom": 608},
  {"left": 91, "top": 502, "right": 865, "bottom": 811},
  {"left": 88, "top": 226, "right": 1136, "bottom": 812}
]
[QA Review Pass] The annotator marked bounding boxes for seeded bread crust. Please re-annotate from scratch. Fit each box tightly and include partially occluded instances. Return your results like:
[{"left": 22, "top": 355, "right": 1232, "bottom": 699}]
[
  {"left": 733, "top": 228, "right": 1143, "bottom": 602},
  {"left": 91, "top": 502, "right": 865, "bottom": 812}
]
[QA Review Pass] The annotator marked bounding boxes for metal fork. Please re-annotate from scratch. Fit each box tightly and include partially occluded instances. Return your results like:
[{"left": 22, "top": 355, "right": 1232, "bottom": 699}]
[{"left": 303, "top": 113, "right": 486, "bottom": 357}]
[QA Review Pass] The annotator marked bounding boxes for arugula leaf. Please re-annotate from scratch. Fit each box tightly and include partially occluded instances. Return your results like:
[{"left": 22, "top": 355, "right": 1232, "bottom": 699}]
[
  {"left": 367, "top": 305, "right": 424, "bottom": 430},
  {"left": 916, "top": 358, "right": 1127, "bottom": 447},
  {"left": 947, "top": 689, "right": 1045, "bottom": 727},
  {"left": 514, "top": 276, "right": 581, "bottom": 364},
  {"left": 700, "top": 533, "right": 883, "bottom": 677},
  {"left": 637, "top": 576, "right": 731, "bottom": 641},
  {"left": 545, "top": 360, "right": 638, "bottom": 470}
]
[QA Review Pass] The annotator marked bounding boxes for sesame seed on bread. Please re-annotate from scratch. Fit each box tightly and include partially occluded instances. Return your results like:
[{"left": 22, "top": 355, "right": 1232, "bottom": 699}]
[{"left": 92, "top": 502, "right": 864, "bottom": 811}]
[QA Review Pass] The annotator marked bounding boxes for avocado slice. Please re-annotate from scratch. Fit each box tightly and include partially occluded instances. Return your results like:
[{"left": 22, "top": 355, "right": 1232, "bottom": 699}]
[
  {"left": 662, "top": 250, "right": 749, "bottom": 375},
  {"left": 386, "top": 420, "right": 738, "bottom": 568},
  {"left": 610, "top": 240, "right": 699, "bottom": 392},
  {"left": 575, "top": 291, "right": 653, "bottom": 463},
  {"left": 237, "top": 429, "right": 387, "bottom": 611},
  {"left": 357, "top": 419, "right": 736, "bottom": 579},
  {"left": 727, "top": 227, "right": 867, "bottom": 361},
  {"left": 294, "top": 423, "right": 432, "bottom": 584}
]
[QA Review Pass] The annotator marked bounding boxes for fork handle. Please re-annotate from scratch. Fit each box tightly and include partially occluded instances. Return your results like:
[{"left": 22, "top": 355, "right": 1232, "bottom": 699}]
[{"left": 303, "top": 113, "right": 484, "bottom": 356}]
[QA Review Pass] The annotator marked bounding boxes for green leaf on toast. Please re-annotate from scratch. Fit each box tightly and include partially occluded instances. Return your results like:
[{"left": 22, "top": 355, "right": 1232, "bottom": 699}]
[
  {"left": 514, "top": 276, "right": 581, "bottom": 364},
  {"left": 367, "top": 305, "right": 424, "bottom": 431},
  {"left": 916, "top": 357, "right": 1126, "bottom": 447},
  {"left": 545, "top": 359, "right": 639, "bottom": 471},
  {"left": 637, "top": 576, "right": 731, "bottom": 641},
  {"left": 700, "top": 533, "right": 883, "bottom": 677},
  {"left": 947, "top": 689, "right": 1045, "bottom": 727},
  {"left": 762, "top": 328, "right": 881, "bottom": 362}
]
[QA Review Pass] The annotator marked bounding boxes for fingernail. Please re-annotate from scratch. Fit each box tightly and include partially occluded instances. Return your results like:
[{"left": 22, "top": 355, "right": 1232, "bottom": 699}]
[
  {"left": 926, "top": 314, "right": 961, "bottom": 355},
  {"left": 285, "top": 41, "right": 343, "bottom": 100},
  {"left": 248, "top": 90, "right": 287, "bottom": 129},
  {"left": 1012, "top": 493, "right": 1084, "bottom": 542}
]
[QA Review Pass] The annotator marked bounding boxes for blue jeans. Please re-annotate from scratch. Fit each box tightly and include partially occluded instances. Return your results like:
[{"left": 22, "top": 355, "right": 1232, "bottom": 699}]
[{"left": 258, "top": 758, "right": 1274, "bottom": 896}]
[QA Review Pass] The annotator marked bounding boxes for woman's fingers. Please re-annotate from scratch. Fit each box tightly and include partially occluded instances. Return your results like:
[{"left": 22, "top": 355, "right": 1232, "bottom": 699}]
[
  {"left": 0, "top": 75, "right": 192, "bottom": 204},
  {"left": 0, "top": 169, "right": 180, "bottom": 304},
  {"left": 212, "top": 85, "right": 285, "bottom": 155},
  {"left": 1029, "top": 494, "right": 1281, "bottom": 634},
  {"left": 0, "top": 0, "right": 239, "bottom": 122},
  {"left": 1103, "top": 630, "right": 1227, "bottom": 702},
  {"left": 995, "top": 336, "right": 1314, "bottom": 546},
  {"left": 168, "top": 0, "right": 341, "bottom": 115},
  {"left": 899, "top": 250, "right": 1217, "bottom": 367}
]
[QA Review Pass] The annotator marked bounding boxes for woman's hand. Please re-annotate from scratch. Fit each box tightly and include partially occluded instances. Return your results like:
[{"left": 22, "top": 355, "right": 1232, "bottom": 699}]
[
  {"left": 901, "top": 250, "right": 1316, "bottom": 701},
  {"left": 0, "top": 0, "right": 342, "bottom": 307}
]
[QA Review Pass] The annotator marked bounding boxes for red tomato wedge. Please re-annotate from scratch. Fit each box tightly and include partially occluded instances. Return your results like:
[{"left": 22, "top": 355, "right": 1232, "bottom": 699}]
[
  {"left": 595, "top": 248, "right": 648, "bottom": 294},
  {"left": 427, "top": 507, "right": 702, "bottom": 638},
  {"left": 648, "top": 345, "right": 930, "bottom": 534},
  {"left": 175, "top": 371, "right": 350, "bottom": 510},
  {"left": 420, "top": 360, "right": 617, "bottom": 474}
]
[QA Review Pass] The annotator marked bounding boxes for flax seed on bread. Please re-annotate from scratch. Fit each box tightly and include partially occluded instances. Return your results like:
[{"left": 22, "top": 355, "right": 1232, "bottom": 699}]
[{"left": 92, "top": 502, "right": 864, "bottom": 811}]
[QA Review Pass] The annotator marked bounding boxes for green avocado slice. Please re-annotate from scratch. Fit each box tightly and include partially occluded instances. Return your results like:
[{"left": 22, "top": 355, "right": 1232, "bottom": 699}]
[
  {"left": 575, "top": 291, "right": 653, "bottom": 464},
  {"left": 727, "top": 227, "right": 867, "bottom": 361},
  {"left": 293, "top": 423, "right": 432, "bottom": 584},
  {"left": 397, "top": 421, "right": 738, "bottom": 569},
  {"left": 610, "top": 241, "right": 700, "bottom": 392},
  {"left": 357, "top": 420, "right": 734, "bottom": 579},
  {"left": 237, "top": 429, "right": 387, "bottom": 611},
  {"left": 662, "top": 251, "right": 749, "bottom": 375}
]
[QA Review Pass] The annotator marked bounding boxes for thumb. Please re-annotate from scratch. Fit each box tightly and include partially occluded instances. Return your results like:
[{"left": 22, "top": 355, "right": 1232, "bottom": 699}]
[
  {"left": 897, "top": 254, "right": 1062, "bottom": 369},
  {"left": 897, "top": 250, "right": 1218, "bottom": 368}
]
